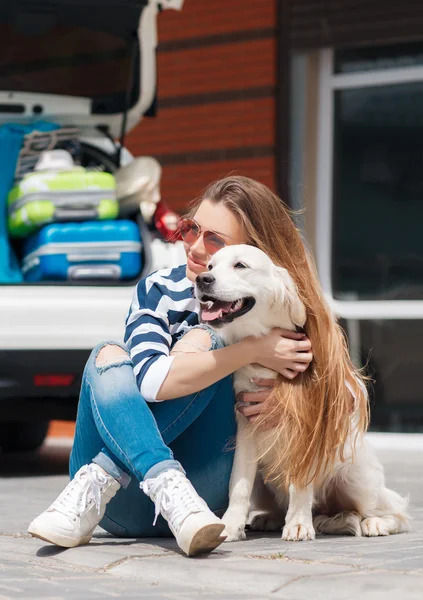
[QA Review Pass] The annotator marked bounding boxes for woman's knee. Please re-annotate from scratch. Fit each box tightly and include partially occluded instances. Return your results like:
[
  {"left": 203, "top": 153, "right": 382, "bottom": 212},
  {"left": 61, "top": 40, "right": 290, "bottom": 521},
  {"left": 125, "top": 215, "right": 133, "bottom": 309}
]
[
  {"left": 173, "top": 325, "right": 224, "bottom": 355},
  {"left": 84, "top": 343, "right": 139, "bottom": 411},
  {"left": 96, "top": 343, "right": 131, "bottom": 370},
  {"left": 82, "top": 343, "right": 134, "bottom": 397},
  {"left": 89, "top": 342, "right": 132, "bottom": 374}
]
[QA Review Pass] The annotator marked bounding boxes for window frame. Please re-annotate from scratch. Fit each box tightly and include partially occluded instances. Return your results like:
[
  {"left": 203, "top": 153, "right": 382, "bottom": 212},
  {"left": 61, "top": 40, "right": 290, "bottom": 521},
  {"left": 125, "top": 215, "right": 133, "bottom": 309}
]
[{"left": 316, "top": 47, "right": 423, "bottom": 320}]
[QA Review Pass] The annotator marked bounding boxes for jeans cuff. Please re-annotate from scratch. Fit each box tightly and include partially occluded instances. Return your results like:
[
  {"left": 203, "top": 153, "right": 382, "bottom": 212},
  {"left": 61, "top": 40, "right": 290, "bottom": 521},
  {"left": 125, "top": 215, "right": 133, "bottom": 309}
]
[
  {"left": 143, "top": 459, "right": 185, "bottom": 481},
  {"left": 93, "top": 451, "right": 131, "bottom": 489}
]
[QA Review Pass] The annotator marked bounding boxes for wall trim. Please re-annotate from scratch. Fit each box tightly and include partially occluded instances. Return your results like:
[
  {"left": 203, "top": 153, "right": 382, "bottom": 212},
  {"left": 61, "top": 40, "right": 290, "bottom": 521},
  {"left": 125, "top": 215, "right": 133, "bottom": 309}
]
[
  {"left": 159, "top": 86, "right": 274, "bottom": 109},
  {"left": 158, "top": 28, "right": 276, "bottom": 52},
  {"left": 156, "top": 145, "right": 274, "bottom": 166}
]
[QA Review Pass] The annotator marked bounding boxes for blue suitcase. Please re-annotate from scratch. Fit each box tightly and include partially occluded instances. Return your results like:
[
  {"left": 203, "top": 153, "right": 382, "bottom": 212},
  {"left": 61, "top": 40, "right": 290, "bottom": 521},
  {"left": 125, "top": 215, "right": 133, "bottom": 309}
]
[{"left": 22, "top": 220, "right": 142, "bottom": 282}]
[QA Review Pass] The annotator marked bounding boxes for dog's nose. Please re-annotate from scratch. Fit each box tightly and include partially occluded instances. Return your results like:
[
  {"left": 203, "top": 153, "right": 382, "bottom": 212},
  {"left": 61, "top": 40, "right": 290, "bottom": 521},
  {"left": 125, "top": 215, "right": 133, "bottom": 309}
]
[{"left": 196, "top": 273, "right": 215, "bottom": 286}]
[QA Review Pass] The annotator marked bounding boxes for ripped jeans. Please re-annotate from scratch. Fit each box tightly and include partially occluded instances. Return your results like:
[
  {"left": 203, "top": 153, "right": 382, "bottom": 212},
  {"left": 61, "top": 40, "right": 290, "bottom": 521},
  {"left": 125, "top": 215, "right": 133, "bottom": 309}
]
[{"left": 69, "top": 332, "right": 236, "bottom": 538}]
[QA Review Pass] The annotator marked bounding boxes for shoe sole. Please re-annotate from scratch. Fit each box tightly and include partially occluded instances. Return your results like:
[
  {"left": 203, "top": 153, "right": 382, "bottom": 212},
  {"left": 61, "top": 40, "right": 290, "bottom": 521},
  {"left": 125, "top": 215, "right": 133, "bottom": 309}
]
[
  {"left": 187, "top": 523, "right": 226, "bottom": 557},
  {"left": 28, "top": 525, "right": 94, "bottom": 548}
]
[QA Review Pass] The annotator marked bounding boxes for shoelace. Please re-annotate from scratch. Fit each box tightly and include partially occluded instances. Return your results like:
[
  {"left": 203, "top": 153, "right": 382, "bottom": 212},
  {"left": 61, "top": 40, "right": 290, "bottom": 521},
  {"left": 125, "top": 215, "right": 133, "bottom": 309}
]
[
  {"left": 50, "top": 464, "right": 109, "bottom": 519},
  {"left": 143, "top": 471, "right": 204, "bottom": 530}
]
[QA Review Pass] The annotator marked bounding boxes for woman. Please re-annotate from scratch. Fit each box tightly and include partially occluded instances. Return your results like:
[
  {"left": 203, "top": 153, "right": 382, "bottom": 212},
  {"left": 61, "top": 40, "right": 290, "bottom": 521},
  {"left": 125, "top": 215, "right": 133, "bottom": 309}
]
[{"left": 28, "top": 176, "right": 362, "bottom": 557}]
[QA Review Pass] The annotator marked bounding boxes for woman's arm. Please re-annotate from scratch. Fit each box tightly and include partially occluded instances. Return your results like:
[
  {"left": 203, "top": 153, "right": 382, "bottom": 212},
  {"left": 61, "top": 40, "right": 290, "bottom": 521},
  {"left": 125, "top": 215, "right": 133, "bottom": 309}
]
[
  {"left": 124, "top": 275, "right": 178, "bottom": 402},
  {"left": 156, "top": 329, "right": 254, "bottom": 400},
  {"left": 156, "top": 328, "right": 312, "bottom": 401}
]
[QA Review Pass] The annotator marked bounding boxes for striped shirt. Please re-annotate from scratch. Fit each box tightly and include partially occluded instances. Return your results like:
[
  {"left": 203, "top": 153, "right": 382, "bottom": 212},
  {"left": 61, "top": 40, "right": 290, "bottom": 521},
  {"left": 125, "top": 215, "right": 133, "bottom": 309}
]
[
  {"left": 124, "top": 264, "right": 366, "bottom": 406},
  {"left": 124, "top": 264, "right": 199, "bottom": 402}
]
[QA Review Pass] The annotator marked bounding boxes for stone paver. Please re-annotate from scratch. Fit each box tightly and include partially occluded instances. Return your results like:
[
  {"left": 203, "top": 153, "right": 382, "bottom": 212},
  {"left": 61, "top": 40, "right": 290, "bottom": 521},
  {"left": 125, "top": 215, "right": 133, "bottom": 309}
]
[{"left": 0, "top": 435, "right": 422, "bottom": 599}]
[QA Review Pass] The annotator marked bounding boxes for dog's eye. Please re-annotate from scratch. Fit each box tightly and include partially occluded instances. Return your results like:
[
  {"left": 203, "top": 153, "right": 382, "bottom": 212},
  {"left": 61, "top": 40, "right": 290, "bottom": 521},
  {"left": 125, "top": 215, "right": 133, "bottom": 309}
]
[
  {"left": 207, "top": 264, "right": 213, "bottom": 271},
  {"left": 234, "top": 262, "right": 248, "bottom": 269}
]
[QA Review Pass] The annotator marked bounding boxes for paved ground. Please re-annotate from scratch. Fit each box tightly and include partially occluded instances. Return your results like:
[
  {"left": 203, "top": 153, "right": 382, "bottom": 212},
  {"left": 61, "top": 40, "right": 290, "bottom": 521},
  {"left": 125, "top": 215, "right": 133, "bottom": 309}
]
[{"left": 0, "top": 433, "right": 422, "bottom": 599}]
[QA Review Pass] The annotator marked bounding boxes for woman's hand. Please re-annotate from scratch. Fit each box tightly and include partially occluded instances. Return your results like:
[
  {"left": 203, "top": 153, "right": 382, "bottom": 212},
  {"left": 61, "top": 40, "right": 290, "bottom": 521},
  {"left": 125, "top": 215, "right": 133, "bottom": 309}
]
[
  {"left": 250, "top": 328, "right": 313, "bottom": 380},
  {"left": 238, "top": 330, "right": 312, "bottom": 424},
  {"left": 236, "top": 378, "right": 276, "bottom": 424}
]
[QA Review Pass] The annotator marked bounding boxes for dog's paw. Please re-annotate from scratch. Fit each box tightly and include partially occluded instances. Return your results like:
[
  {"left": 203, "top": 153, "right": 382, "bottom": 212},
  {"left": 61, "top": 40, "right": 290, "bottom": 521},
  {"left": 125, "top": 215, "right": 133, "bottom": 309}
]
[
  {"left": 222, "top": 521, "right": 247, "bottom": 542},
  {"left": 282, "top": 520, "right": 315, "bottom": 541},
  {"left": 361, "top": 517, "right": 391, "bottom": 537},
  {"left": 249, "top": 512, "right": 285, "bottom": 532}
]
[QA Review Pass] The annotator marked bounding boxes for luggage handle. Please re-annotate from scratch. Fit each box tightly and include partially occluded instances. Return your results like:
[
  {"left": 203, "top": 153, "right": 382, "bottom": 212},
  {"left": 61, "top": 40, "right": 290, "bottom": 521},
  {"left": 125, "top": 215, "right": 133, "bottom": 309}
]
[
  {"left": 67, "top": 264, "right": 122, "bottom": 280},
  {"left": 67, "top": 252, "right": 121, "bottom": 262},
  {"left": 54, "top": 207, "right": 99, "bottom": 220}
]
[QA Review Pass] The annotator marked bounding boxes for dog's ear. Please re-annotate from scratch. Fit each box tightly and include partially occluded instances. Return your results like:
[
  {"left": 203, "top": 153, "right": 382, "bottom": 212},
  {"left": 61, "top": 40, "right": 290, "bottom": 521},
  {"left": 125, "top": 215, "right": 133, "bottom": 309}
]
[{"left": 273, "top": 266, "right": 307, "bottom": 327}]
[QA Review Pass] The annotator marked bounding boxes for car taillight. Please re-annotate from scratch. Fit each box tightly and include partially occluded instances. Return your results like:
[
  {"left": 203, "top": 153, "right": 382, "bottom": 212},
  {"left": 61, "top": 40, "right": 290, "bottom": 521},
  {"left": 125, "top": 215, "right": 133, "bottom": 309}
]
[
  {"left": 154, "top": 201, "right": 182, "bottom": 242},
  {"left": 34, "top": 374, "right": 75, "bottom": 387}
]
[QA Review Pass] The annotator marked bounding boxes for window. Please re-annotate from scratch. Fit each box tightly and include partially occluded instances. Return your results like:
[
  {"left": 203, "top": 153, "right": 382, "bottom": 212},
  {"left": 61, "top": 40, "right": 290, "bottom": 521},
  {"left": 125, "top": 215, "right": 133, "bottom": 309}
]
[
  {"left": 316, "top": 45, "right": 423, "bottom": 430},
  {"left": 333, "top": 80, "right": 423, "bottom": 300},
  {"left": 316, "top": 45, "right": 423, "bottom": 313}
]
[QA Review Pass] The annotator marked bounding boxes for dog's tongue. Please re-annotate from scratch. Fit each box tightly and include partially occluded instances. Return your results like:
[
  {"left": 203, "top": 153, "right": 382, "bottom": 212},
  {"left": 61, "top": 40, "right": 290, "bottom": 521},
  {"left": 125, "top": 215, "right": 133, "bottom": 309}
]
[{"left": 201, "top": 300, "right": 233, "bottom": 321}]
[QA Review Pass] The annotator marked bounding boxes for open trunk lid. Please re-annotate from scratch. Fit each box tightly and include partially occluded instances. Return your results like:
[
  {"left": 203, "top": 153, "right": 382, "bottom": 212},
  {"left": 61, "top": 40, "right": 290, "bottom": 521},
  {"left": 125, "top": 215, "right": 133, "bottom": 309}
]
[{"left": 0, "top": 0, "right": 183, "bottom": 137}]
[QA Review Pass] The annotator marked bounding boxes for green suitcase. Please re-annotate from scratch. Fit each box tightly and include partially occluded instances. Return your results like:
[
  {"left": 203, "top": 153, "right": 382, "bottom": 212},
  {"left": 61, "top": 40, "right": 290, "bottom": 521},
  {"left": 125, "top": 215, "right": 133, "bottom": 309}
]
[{"left": 8, "top": 169, "right": 118, "bottom": 237}]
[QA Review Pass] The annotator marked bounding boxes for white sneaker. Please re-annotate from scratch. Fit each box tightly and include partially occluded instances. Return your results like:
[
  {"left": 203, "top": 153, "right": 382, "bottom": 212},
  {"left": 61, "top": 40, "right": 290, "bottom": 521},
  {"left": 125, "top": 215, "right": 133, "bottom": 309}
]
[
  {"left": 28, "top": 463, "right": 120, "bottom": 548},
  {"left": 142, "top": 469, "right": 226, "bottom": 557}
]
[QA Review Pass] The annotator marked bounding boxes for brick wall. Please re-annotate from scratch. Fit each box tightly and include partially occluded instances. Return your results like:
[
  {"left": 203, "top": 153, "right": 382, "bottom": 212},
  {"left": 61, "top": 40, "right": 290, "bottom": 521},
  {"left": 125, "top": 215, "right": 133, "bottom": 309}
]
[{"left": 126, "top": 0, "right": 277, "bottom": 213}]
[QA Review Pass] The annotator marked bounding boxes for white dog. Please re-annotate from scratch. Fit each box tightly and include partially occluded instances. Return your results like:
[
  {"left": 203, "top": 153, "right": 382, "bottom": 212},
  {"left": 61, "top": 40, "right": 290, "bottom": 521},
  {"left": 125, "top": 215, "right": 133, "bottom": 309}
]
[{"left": 195, "top": 244, "right": 410, "bottom": 542}]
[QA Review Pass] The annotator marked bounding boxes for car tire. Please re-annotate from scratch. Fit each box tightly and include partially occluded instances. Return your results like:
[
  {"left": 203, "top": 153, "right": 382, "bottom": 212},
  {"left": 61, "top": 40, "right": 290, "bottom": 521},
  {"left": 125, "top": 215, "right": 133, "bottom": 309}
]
[{"left": 0, "top": 421, "right": 49, "bottom": 453}]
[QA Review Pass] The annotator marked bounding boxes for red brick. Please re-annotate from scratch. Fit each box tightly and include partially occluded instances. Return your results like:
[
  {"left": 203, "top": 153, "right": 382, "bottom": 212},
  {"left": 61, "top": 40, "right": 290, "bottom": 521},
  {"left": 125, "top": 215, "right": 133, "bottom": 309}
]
[
  {"left": 159, "top": 157, "right": 276, "bottom": 213},
  {"left": 157, "top": 0, "right": 276, "bottom": 42},
  {"left": 156, "top": 38, "right": 276, "bottom": 98},
  {"left": 127, "top": 98, "right": 275, "bottom": 156}
]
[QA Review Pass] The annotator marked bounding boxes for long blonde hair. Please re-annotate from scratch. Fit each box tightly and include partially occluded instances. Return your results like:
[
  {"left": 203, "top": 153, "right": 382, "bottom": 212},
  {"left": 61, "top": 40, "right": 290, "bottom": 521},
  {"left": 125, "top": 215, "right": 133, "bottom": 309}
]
[{"left": 188, "top": 176, "right": 369, "bottom": 488}]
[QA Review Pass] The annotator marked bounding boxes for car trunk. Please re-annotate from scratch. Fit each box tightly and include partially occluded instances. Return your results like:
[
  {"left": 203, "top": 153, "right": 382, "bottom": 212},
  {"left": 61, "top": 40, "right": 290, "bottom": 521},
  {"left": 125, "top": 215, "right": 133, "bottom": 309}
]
[
  {"left": 8, "top": 140, "right": 155, "bottom": 287},
  {"left": 0, "top": 0, "right": 182, "bottom": 287}
]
